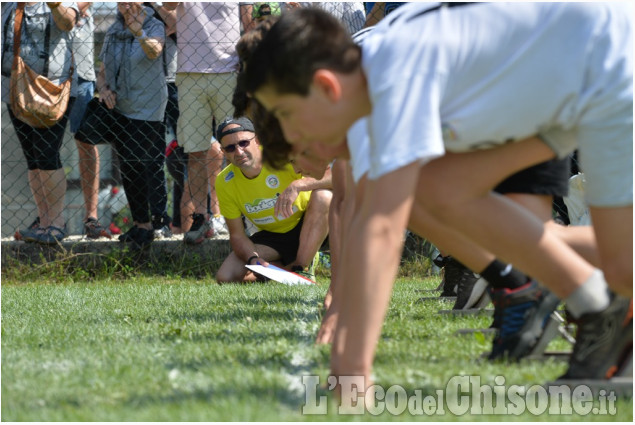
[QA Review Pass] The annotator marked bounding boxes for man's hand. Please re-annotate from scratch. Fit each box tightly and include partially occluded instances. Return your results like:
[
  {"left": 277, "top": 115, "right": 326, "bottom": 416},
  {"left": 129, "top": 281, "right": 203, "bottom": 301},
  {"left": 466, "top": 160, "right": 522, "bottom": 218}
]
[
  {"left": 99, "top": 87, "right": 117, "bottom": 109},
  {"left": 274, "top": 184, "right": 300, "bottom": 219},
  {"left": 124, "top": 3, "right": 146, "bottom": 37}
]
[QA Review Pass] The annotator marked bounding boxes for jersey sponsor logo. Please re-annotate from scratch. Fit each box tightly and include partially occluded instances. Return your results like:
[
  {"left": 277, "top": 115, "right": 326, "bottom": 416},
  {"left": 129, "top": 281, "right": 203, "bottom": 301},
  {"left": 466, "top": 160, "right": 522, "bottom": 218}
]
[
  {"left": 253, "top": 216, "right": 275, "bottom": 225},
  {"left": 265, "top": 175, "right": 280, "bottom": 189},
  {"left": 224, "top": 171, "right": 235, "bottom": 182},
  {"left": 245, "top": 196, "right": 278, "bottom": 214}
]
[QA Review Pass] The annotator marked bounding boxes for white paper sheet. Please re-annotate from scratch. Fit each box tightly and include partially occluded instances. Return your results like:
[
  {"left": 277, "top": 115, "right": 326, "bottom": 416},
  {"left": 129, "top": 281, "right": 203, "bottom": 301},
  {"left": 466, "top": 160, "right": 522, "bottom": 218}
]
[{"left": 245, "top": 264, "right": 315, "bottom": 285}]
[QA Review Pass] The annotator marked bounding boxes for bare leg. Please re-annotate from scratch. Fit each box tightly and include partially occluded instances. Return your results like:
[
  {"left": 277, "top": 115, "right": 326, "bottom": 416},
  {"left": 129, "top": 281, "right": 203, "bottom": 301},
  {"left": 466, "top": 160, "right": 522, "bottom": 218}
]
[
  {"left": 187, "top": 148, "right": 211, "bottom": 216},
  {"left": 416, "top": 139, "right": 594, "bottom": 299},
  {"left": 207, "top": 142, "right": 224, "bottom": 216},
  {"left": 39, "top": 168, "right": 67, "bottom": 230},
  {"left": 291, "top": 189, "right": 332, "bottom": 269},
  {"left": 216, "top": 244, "right": 280, "bottom": 283},
  {"left": 28, "top": 169, "right": 48, "bottom": 227},
  {"left": 590, "top": 205, "right": 633, "bottom": 296},
  {"left": 505, "top": 192, "right": 601, "bottom": 267},
  {"left": 180, "top": 189, "right": 195, "bottom": 232},
  {"left": 75, "top": 139, "right": 100, "bottom": 220}
]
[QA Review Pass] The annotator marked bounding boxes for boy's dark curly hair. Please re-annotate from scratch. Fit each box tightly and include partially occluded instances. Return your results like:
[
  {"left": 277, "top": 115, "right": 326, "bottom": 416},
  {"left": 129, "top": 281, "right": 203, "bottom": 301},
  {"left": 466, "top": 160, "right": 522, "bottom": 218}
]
[{"left": 232, "top": 17, "right": 292, "bottom": 169}]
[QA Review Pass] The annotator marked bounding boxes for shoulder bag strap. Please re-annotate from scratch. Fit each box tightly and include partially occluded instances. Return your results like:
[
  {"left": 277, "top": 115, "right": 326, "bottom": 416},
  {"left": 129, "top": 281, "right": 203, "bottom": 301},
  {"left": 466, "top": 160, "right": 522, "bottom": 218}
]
[
  {"left": 12, "top": 3, "right": 24, "bottom": 61},
  {"left": 42, "top": 12, "right": 51, "bottom": 77}
]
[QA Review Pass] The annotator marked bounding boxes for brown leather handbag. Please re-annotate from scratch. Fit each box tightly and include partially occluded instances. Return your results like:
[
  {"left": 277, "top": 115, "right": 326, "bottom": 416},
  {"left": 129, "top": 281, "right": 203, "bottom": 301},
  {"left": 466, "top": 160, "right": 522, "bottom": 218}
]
[{"left": 9, "top": 3, "right": 73, "bottom": 128}]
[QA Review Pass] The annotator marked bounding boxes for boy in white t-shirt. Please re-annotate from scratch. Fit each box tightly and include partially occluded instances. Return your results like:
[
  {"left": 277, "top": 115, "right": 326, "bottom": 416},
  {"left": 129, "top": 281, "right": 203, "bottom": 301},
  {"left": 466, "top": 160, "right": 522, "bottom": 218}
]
[{"left": 244, "top": 3, "right": 633, "bottom": 386}]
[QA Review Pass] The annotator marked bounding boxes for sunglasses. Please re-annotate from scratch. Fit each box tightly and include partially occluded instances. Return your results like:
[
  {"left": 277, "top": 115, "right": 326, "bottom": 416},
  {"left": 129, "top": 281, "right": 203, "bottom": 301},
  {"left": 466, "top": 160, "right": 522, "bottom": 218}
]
[{"left": 221, "top": 137, "right": 254, "bottom": 153}]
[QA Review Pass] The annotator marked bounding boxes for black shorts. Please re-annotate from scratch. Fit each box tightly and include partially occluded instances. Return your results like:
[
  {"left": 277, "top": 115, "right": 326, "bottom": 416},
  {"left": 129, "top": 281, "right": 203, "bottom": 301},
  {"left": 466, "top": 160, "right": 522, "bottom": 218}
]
[
  {"left": 494, "top": 157, "right": 570, "bottom": 197},
  {"left": 249, "top": 217, "right": 304, "bottom": 266}
]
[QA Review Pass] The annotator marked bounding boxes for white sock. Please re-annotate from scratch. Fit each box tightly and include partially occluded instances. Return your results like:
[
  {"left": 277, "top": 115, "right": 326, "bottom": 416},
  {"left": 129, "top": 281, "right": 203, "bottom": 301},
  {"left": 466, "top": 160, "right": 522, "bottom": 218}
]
[{"left": 564, "top": 269, "right": 611, "bottom": 319}]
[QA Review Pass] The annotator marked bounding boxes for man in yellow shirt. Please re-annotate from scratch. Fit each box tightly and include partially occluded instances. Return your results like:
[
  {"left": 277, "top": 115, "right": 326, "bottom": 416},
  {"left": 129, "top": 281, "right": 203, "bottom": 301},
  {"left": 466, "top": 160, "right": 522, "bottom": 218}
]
[{"left": 215, "top": 117, "right": 332, "bottom": 283}]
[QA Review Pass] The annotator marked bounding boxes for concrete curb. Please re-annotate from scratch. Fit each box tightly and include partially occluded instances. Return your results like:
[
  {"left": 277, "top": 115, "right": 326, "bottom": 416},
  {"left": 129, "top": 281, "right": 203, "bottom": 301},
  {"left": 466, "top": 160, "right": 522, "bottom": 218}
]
[{"left": 1, "top": 234, "right": 232, "bottom": 271}]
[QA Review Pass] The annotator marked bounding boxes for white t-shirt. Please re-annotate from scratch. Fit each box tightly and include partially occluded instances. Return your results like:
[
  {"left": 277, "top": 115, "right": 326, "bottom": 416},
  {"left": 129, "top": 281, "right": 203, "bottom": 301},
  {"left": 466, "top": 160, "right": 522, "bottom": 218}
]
[
  {"left": 360, "top": 2, "right": 633, "bottom": 185},
  {"left": 346, "top": 118, "right": 370, "bottom": 184}
]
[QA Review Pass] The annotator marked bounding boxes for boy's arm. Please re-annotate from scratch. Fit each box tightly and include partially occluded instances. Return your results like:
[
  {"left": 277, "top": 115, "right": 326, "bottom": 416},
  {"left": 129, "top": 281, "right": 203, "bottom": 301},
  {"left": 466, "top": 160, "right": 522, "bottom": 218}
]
[
  {"left": 330, "top": 161, "right": 420, "bottom": 388},
  {"left": 316, "top": 160, "right": 355, "bottom": 344}
]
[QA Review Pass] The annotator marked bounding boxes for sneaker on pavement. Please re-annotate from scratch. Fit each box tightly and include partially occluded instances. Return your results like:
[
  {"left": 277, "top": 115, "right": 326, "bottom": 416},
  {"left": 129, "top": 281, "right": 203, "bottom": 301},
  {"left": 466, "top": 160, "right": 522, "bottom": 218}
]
[
  {"left": 152, "top": 214, "right": 173, "bottom": 239},
  {"left": 14, "top": 217, "right": 40, "bottom": 241},
  {"left": 119, "top": 225, "right": 140, "bottom": 243},
  {"left": 154, "top": 226, "right": 173, "bottom": 239},
  {"left": 559, "top": 295, "right": 633, "bottom": 380},
  {"left": 34, "top": 225, "right": 67, "bottom": 245},
  {"left": 184, "top": 213, "right": 213, "bottom": 244},
  {"left": 119, "top": 225, "right": 154, "bottom": 250},
  {"left": 84, "top": 217, "right": 112, "bottom": 239},
  {"left": 488, "top": 280, "right": 561, "bottom": 361},
  {"left": 211, "top": 215, "right": 228, "bottom": 236}
]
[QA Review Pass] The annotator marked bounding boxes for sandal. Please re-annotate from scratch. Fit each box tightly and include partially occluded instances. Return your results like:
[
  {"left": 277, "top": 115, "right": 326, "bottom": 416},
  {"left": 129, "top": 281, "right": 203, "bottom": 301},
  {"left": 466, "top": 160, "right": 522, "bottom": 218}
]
[
  {"left": 14, "top": 217, "right": 40, "bottom": 241},
  {"left": 35, "top": 226, "right": 67, "bottom": 245}
]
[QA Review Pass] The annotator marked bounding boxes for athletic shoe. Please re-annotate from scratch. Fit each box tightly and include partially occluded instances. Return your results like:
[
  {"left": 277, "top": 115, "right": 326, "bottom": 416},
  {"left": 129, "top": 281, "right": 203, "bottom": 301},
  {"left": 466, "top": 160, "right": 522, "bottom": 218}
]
[
  {"left": 84, "top": 217, "right": 112, "bottom": 239},
  {"left": 184, "top": 213, "right": 214, "bottom": 244},
  {"left": 152, "top": 214, "right": 172, "bottom": 239},
  {"left": 291, "top": 252, "right": 319, "bottom": 282},
  {"left": 453, "top": 273, "right": 488, "bottom": 310},
  {"left": 291, "top": 266, "right": 316, "bottom": 282},
  {"left": 487, "top": 286, "right": 502, "bottom": 329},
  {"left": 558, "top": 295, "right": 633, "bottom": 380},
  {"left": 119, "top": 225, "right": 140, "bottom": 243},
  {"left": 154, "top": 226, "right": 173, "bottom": 239},
  {"left": 441, "top": 256, "right": 472, "bottom": 297},
  {"left": 14, "top": 217, "right": 40, "bottom": 241},
  {"left": 34, "top": 225, "right": 67, "bottom": 245},
  {"left": 119, "top": 225, "right": 154, "bottom": 249},
  {"left": 488, "top": 280, "right": 560, "bottom": 361},
  {"left": 211, "top": 215, "right": 228, "bottom": 236}
]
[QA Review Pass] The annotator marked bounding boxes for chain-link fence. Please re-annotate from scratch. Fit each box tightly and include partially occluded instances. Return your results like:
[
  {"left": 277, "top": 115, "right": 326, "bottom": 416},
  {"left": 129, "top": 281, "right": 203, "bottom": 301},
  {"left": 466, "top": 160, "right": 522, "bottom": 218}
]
[{"left": 1, "top": 2, "right": 580, "bottom": 247}]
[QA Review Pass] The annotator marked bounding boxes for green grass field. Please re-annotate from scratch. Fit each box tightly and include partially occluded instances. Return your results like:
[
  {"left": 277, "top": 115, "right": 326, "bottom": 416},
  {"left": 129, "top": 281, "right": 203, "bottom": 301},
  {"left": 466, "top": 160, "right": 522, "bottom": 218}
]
[{"left": 2, "top": 271, "right": 632, "bottom": 421}]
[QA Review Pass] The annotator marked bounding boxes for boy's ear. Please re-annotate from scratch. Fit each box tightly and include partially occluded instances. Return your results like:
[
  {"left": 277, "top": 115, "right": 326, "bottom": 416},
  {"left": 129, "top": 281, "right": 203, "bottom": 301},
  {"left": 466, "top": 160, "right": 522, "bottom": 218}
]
[{"left": 313, "top": 69, "right": 342, "bottom": 102}]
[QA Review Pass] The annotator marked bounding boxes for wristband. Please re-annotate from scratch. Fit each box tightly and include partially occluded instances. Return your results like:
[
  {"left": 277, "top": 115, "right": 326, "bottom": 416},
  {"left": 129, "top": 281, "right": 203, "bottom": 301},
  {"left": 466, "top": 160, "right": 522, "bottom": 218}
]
[
  {"left": 247, "top": 255, "right": 259, "bottom": 265},
  {"left": 135, "top": 30, "right": 147, "bottom": 40}
]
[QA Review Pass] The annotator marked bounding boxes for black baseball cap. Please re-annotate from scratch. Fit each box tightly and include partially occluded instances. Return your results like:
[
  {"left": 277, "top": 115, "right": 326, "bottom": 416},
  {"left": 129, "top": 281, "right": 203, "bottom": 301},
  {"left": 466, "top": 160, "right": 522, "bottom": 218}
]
[{"left": 217, "top": 117, "right": 255, "bottom": 141}]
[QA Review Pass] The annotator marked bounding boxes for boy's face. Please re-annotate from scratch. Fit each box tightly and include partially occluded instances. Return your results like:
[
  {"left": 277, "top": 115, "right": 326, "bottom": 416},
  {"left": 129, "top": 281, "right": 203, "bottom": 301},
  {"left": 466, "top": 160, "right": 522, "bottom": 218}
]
[{"left": 255, "top": 82, "right": 348, "bottom": 162}]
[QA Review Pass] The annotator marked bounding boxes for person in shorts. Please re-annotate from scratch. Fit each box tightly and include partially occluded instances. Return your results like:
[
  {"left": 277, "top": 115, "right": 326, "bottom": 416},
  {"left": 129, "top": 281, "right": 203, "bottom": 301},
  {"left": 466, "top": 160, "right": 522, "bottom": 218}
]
[{"left": 214, "top": 117, "right": 332, "bottom": 283}]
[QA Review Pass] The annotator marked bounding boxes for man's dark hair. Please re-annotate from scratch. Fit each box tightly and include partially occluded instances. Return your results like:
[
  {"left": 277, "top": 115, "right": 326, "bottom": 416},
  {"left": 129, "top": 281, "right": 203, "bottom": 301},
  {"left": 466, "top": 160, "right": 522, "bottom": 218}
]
[{"left": 245, "top": 8, "right": 361, "bottom": 96}]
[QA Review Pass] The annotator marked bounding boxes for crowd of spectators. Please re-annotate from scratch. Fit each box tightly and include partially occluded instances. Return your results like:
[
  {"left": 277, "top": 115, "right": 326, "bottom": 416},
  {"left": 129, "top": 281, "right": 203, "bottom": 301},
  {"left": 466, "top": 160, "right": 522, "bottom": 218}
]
[{"left": 3, "top": 1, "right": 369, "bottom": 248}]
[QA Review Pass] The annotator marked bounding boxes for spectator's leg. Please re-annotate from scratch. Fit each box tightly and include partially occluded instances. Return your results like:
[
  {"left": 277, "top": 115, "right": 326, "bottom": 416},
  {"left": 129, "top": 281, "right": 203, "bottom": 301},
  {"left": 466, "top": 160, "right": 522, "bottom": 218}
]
[
  {"left": 147, "top": 122, "right": 168, "bottom": 223},
  {"left": 180, "top": 189, "right": 195, "bottom": 232},
  {"left": 28, "top": 169, "right": 49, "bottom": 226},
  {"left": 207, "top": 142, "right": 223, "bottom": 216},
  {"left": 187, "top": 148, "right": 211, "bottom": 217},
  {"left": 38, "top": 168, "right": 67, "bottom": 230},
  {"left": 75, "top": 139, "right": 100, "bottom": 220}
]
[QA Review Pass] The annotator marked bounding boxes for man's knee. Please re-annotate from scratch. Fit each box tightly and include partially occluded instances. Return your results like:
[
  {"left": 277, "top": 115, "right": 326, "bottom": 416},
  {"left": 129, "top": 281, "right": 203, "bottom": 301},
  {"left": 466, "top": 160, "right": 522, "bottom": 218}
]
[
  {"left": 307, "top": 189, "right": 333, "bottom": 216},
  {"left": 216, "top": 266, "right": 236, "bottom": 283}
]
